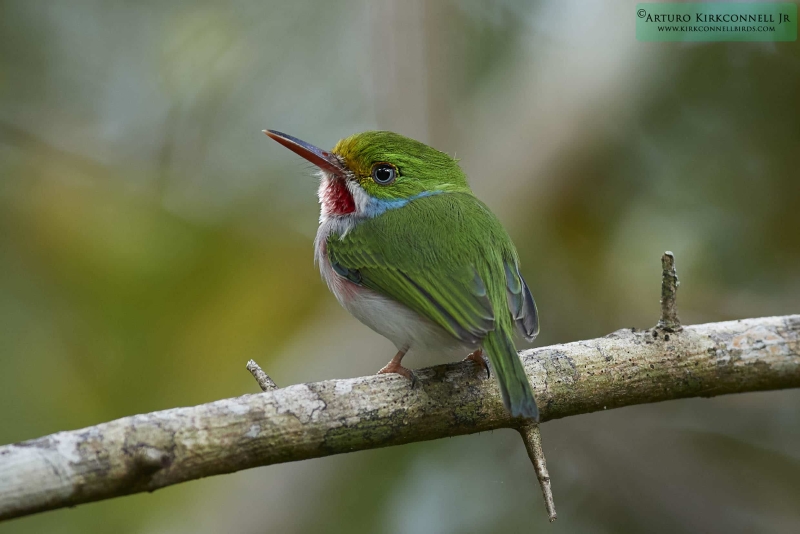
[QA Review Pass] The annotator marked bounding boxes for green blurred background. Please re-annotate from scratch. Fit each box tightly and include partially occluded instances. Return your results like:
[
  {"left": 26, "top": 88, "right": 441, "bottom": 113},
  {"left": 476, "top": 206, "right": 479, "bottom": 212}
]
[{"left": 1, "top": 1, "right": 799, "bottom": 532}]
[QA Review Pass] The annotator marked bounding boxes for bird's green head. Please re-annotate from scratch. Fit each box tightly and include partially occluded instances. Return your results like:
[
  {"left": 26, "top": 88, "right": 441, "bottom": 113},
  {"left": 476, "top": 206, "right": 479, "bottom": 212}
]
[
  {"left": 331, "top": 131, "right": 470, "bottom": 199},
  {"left": 264, "top": 129, "right": 471, "bottom": 217}
]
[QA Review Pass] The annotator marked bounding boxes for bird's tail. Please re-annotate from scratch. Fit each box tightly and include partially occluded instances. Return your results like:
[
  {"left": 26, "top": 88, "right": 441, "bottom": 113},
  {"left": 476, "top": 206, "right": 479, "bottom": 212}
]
[{"left": 483, "top": 329, "right": 539, "bottom": 421}]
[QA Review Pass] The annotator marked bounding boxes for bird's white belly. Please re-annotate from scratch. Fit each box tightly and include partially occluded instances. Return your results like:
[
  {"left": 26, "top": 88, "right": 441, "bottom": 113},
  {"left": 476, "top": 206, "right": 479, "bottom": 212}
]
[{"left": 315, "top": 219, "right": 472, "bottom": 356}]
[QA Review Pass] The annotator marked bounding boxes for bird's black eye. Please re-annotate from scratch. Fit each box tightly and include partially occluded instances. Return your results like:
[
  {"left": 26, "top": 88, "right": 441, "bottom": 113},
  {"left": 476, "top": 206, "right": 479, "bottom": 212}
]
[{"left": 371, "top": 163, "right": 397, "bottom": 185}]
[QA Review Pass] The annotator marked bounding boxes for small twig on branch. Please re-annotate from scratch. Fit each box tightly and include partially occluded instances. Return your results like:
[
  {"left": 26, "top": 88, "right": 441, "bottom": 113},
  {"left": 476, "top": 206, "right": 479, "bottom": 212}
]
[
  {"left": 246, "top": 360, "right": 278, "bottom": 392},
  {"left": 519, "top": 423, "right": 556, "bottom": 522},
  {"left": 657, "top": 251, "right": 682, "bottom": 331}
]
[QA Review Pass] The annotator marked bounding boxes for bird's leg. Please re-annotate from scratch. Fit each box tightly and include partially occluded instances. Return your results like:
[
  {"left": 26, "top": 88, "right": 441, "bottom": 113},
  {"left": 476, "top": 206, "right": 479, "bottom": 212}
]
[
  {"left": 378, "top": 346, "right": 417, "bottom": 387},
  {"left": 464, "top": 348, "right": 490, "bottom": 379}
]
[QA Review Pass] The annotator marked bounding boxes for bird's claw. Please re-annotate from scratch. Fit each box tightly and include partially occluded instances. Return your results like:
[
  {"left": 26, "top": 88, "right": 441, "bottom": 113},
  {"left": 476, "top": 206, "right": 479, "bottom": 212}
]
[
  {"left": 377, "top": 363, "right": 418, "bottom": 388},
  {"left": 464, "top": 349, "right": 490, "bottom": 379},
  {"left": 408, "top": 369, "right": 419, "bottom": 389}
]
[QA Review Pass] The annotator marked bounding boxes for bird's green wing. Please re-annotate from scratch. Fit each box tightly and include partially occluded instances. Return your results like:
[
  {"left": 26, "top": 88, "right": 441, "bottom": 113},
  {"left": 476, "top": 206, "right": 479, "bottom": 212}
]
[
  {"left": 331, "top": 252, "right": 494, "bottom": 344},
  {"left": 326, "top": 192, "right": 515, "bottom": 344}
]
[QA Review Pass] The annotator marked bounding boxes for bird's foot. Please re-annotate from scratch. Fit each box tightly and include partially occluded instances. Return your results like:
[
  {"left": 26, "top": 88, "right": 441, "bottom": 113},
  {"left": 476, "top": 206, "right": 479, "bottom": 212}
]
[
  {"left": 377, "top": 362, "right": 418, "bottom": 388},
  {"left": 377, "top": 347, "right": 418, "bottom": 388},
  {"left": 464, "top": 348, "right": 490, "bottom": 379}
]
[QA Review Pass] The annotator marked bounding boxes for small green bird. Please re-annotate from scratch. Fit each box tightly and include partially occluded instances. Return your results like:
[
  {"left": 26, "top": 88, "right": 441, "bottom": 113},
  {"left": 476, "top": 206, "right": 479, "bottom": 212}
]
[{"left": 265, "top": 130, "right": 540, "bottom": 420}]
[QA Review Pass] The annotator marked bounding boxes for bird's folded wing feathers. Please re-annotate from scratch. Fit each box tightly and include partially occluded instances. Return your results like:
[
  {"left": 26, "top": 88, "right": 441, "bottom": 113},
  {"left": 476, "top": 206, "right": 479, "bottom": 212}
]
[
  {"left": 329, "top": 247, "right": 495, "bottom": 344},
  {"left": 326, "top": 192, "right": 538, "bottom": 345},
  {"left": 325, "top": 193, "right": 515, "bottom": 344}
]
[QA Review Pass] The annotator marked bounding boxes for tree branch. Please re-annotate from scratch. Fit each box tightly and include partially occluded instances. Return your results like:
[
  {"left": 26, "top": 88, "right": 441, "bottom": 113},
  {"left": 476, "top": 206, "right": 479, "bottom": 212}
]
[
  {"left": 1, "top": 249, "right": 799, "bottom": 522},
  {"left": 1, "top": 315, "right": 798, "bottom": 522}
]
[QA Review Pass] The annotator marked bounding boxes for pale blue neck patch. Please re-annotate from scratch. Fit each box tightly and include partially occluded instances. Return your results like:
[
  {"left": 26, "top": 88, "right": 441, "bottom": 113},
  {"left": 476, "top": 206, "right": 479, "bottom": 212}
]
[{"left": 356, "top": 189, "right": 444, "bottom": 218}]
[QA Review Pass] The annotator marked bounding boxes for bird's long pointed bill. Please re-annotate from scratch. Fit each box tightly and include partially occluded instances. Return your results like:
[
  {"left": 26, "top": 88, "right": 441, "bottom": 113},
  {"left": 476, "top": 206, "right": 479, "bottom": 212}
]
[{"left": 263, "top": 130, "right": 346, "bottom": 176}]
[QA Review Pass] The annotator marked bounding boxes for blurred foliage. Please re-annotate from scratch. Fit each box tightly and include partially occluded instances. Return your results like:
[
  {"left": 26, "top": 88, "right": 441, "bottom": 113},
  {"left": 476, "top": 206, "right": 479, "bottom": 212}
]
[{"left": 1, "top": 1, "right": 799, "bottom": 533}]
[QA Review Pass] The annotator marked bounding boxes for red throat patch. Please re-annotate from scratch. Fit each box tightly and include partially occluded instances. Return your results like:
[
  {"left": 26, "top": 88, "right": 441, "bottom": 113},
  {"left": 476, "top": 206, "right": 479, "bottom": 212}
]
[{"left": 321, "top": 177, "right": 356, "bottom": 215}]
